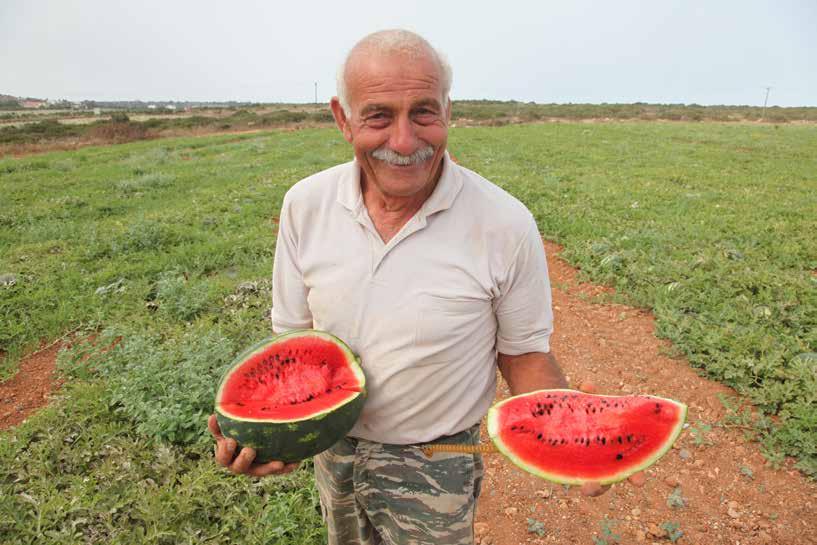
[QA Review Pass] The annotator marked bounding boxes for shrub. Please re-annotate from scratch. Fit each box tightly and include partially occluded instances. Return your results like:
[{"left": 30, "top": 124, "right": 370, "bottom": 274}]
[
  {"left": 86, "top": 120, "right": 150, "bottom": 143},
  {"left": 115, "top": 172, "right": 174, "bottom": 196},
  {"left": 0, "top": 120, "right": 81, "bottom": 144},
  {"left": 109, "top": 111, "right": 130, "bottom": 123},
  {"left": 117, "top": 219, "right": 182, "bottom": 253},
  {"left": 57, "top": 326, "right": 237, "bottom": 445},
  {"left": 155, "top": 272, "right": 211, "bottom": 322}
]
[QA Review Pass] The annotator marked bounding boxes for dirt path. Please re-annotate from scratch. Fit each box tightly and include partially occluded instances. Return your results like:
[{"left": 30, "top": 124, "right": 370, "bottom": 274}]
[
  {"left": 2, "top": 241, "right": 815, "bottom": 543},
  {"left": 0, "top": 342, "right": 62, "bottom": 430},
  {"left": 474, "top": 241, "right": 817, "bottom": 545}
]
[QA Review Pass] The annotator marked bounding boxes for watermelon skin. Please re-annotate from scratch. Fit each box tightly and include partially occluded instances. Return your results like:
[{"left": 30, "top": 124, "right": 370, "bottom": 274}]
[
  {"left": 214, "top": 330, "right": 366, "bottom": 463},
  {"left": 216, "top": 392, "right": 365, "bottom": 463},
  {"left": 487, "top": 389, "right": 686, "bottom": 485}
]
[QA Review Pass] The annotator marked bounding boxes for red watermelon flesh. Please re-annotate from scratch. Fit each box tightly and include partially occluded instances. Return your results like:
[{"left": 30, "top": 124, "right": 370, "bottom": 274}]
[
  {"left": 218, "top": 335, "right": 364, "bottom": 421},
  {"left": 487, "top": 389, "right": 686, "bottom": 485}
]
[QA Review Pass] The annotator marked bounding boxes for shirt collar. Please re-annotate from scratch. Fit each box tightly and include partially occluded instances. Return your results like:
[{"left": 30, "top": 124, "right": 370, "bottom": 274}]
[{"left": 336, "top": 151, "right": 463, "bottom": 219}]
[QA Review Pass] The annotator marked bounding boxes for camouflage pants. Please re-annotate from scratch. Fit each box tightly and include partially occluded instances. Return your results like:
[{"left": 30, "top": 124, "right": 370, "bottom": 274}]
[{"left": 314, "top": 425, "right": 484, "bottom": 545}]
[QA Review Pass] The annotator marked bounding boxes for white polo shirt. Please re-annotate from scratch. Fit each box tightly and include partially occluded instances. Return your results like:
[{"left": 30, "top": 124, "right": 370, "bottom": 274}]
[{"left": 272, "top": 153, "right": 553, "bottom": 445}]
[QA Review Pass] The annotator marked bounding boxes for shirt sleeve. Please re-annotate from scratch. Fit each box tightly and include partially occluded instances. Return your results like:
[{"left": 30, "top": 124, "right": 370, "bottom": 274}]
[
  {"left": 494, "top": 214, "right": 554, "bottom": 355},
  {"left": 271, "top": 193, "right": 313, "bottom": 334}
]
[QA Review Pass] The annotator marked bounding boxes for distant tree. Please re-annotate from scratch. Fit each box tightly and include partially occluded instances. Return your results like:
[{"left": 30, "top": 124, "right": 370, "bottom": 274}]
[{"left": 110, "top": 111, "right": 130, "bottom": 123}]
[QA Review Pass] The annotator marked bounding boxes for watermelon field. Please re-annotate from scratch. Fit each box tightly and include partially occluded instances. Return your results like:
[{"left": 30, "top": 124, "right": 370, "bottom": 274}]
[{"left": 1, "top": 122, "right": 816, "bottom": 543}]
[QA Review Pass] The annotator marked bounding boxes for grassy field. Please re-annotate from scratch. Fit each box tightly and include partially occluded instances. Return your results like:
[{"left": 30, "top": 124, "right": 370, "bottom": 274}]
[
  {"left": 3, "top": 101, "right": 817, "bottom": 155},
  {"left": 1, "top": 122, "right": 815, "bottom": 542}
]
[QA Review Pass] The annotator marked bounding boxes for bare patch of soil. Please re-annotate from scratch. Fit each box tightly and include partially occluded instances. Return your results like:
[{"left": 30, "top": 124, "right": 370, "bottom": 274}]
[
  {"left": 0, "top": 342, "right": 63, "bottom": 430},
  {"left": 474, "top": 241, "right": 817, "bottom": 545}
]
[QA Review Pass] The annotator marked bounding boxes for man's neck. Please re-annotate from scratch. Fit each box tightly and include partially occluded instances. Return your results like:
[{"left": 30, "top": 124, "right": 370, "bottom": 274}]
[{"left": 360, "top": 168, "right": 442, "bottom": 244}]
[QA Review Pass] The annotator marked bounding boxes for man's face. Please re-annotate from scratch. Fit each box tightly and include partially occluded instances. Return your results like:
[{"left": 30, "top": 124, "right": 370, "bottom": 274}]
[{"left": 331, "top": 50, "right": 450, "bottom": 199}]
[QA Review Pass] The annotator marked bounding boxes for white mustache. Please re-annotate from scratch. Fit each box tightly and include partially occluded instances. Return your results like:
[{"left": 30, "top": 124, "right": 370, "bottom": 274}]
[{"left": 372, "top": 145, "right": 434, "bottom": 166}]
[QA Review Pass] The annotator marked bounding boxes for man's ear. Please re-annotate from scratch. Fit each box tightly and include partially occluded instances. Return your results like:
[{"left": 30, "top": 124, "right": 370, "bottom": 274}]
[{"left": 330, "top": 98, "right": 353, "bottom": 143}]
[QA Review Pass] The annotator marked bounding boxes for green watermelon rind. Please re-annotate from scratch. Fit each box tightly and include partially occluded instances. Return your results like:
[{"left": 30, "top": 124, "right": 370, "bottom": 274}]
[
  {"left": 487, "top": 388, "right": 687, "bottom": 486},
  {"left": 214, "top": 329, "right": 366, "bottom": 463}
]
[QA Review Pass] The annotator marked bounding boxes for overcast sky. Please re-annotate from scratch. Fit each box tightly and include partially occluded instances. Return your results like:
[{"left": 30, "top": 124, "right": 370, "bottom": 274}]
[{"left": 2, "top": 0, "right": 815, "bottom": 106}]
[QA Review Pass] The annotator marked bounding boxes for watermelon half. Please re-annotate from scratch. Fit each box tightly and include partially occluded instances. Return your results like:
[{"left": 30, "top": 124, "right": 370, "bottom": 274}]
[
  {"left": 214, "top": 330, "right": 366, "bottom": 463},
  {"left": 487, "top": 389, "right": 686, "bottom": 485}
]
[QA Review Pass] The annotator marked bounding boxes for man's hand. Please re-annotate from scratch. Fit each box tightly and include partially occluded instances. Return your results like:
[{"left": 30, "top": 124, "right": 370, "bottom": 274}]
[
  {"left": 579, "top": 471, "right": 647, "bottom": 497},
  {"left": 208, "top": 414, "right": 300, "bottom": 477},
  {"left": 576, "top": 382, "right": 646, "bottom": 497}
]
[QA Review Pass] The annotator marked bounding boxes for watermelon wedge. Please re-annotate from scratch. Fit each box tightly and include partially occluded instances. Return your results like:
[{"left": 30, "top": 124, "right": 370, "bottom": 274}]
[
  {"left": 214, "top": 330, "right": 366, "bottom": 463},
  {"left": 487, "top": 389, "right": 686, "bottom": 485}
]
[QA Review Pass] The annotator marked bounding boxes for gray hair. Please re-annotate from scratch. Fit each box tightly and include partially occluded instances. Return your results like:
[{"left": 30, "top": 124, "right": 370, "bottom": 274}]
[{"left": 336, "top": 29, "right": 452, "bottom": 116}]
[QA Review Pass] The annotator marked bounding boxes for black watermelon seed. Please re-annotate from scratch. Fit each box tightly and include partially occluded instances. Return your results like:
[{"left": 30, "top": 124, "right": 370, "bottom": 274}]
[
  {"left": 537, "top": 433, "right": 543, "bottom": 440},
  {"left": 616, "top": 453, "right": 623, "bottom": 460}
]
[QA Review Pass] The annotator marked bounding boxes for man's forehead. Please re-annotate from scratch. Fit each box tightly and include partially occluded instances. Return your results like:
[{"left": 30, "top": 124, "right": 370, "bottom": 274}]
[{"left": 345, "top": 50, "right": 444, "bottom": 107}]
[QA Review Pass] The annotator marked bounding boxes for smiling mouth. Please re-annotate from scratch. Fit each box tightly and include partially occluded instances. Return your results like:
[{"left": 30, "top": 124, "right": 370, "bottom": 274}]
[{"left": 385, "top": 160, "right": 425, "bottom": 168}]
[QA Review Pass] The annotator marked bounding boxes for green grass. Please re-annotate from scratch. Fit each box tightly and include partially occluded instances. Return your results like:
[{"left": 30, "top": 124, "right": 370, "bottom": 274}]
[
  {"left": 450, "top": 122, "right": 817, "bottom": 475},
  {"left": 1, "top": 130, "right": 344, "bottom": 543},
  {"left": 0, "top": 121, "right": 815, "bottom": 541},
  {"left": 0, "top": 129, "right": 347, "bottom": 367},
  {"left": 1, "top": 382, "right": 325, "bottom": 544},
  {"left": 451, "top": 100, "right": 817, "bottom": 123}
]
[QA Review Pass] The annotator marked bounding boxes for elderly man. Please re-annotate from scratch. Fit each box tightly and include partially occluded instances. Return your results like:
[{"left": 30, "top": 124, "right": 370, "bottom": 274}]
[{"left": 210, "top": 29, "right": 633, "bottom": 545}]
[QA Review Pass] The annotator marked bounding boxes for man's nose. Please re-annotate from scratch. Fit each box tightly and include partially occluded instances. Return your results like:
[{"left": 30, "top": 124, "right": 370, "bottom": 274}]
[{"left": 388, "top": 114, "right": 420, "bottom": 155}]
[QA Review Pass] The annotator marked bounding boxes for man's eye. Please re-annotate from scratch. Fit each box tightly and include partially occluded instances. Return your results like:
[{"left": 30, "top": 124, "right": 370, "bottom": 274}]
[{"left": 413, "top": 109, "right": 438, "bottom": 123}]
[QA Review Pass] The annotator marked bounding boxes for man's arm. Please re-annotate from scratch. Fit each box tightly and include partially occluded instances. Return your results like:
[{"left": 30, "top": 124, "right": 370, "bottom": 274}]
[{"left": 497, "top": 351, "right": 567, "bottom": 396}]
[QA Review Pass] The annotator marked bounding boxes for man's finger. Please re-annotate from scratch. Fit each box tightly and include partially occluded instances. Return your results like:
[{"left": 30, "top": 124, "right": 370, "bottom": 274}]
[
  {"left": 577, "top": 382, "right": 598, "bottom": 394},
  {"left": 246, "top": 460, "right": 285, "bottom": 477},
  {"left": 245, "top": 460, "right": 302, "bottom": 477},
  {"left": 215, "top": 438, "right": 238, "bottom": 467},
  {"left": 229, "top": 447, "right": 257, "bottom": 474},
  {"left": 628, "top": 471, "right": 646, "bottom": 487},
  {"left": 208, "top": 414, "right": 224, "bottom": 440},
  {"left": 579, "top": 481, "right": 609, "bottom": 497}
]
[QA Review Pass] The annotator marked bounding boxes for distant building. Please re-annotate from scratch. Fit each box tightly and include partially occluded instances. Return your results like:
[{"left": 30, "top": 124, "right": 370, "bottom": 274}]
[
  {"left": 21, "top": 99, "right": 46, "bottom": 109},
  {"left": 165, "top": 104, "right": 176, "bottom": 111},
  {"left": 93, "top": 108, "right": 101, "bottom": 115},
  {"left": 148, "top": 104, "right": 157, "bottom": 109}
]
